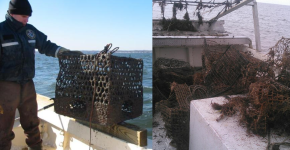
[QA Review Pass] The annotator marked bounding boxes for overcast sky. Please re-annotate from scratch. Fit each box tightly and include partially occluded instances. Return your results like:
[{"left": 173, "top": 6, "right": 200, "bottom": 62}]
[{"left": 257, "top": 0, "right": 290, "bottom": 6}]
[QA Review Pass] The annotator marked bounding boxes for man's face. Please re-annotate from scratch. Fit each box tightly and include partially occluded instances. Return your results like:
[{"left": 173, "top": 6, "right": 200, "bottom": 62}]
[{"left": 10, "top": 14, "right": 30, "bottom": 26}]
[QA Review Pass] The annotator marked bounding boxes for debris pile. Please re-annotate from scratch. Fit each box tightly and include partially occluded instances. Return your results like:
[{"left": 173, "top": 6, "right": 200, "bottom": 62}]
[
  {"left": 213, "top": 78, "right": 290, "bottom": 136},
  {"left": 154, "top": 45, "right": 256, "bottom": 150},
  {"left": 154, "top": 37, "right": 290, "bottom": 149},
  {"left": 212, "top": 37, "right": 290, "bottom": 137}
]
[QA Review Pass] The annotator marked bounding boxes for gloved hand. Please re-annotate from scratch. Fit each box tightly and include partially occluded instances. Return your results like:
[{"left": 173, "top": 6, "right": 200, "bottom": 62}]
[{"left": 57, "top": 47, "right": 83, "bottom": 58}]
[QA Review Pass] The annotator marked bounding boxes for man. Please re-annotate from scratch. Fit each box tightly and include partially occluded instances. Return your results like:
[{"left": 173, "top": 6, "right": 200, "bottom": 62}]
[{"left": 0, "top": 0, "right": 82, "bottom": 150}]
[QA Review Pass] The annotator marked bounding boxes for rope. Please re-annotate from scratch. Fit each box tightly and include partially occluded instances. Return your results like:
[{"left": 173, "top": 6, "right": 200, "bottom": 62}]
[
  {"left": 88, "top": 43, "right": 118, "bottom": 149},
  {"left": 89, "top": 54, "right": 98, "bottom": 150}
]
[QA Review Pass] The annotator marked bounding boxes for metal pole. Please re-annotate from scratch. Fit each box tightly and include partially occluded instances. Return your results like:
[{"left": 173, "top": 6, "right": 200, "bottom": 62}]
[
  {"left": 252, "top": 0, "right": 262, "bottom": 51},
  {"left": 15, "top": 103, "right": 54, "bottom": 121},
  {"left": 209, "top": 0, "right": 253, "bottom": 22}
]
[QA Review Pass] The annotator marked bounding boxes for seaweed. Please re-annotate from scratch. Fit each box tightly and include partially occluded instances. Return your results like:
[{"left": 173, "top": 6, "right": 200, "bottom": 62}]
[
  {"left": 161, "top": 17, "right": 197, "bottom": 31},
  {"left": 213, "top": 79, "right": 290, "bottom": 137},
  {"left": 210, "top": 37, "right": 290, "bottom": 137}
]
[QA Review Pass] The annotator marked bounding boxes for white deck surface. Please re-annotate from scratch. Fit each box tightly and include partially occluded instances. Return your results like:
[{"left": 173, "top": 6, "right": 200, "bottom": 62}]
[{"left": 153, "top": 112, "right": 176, "bottom": 150}]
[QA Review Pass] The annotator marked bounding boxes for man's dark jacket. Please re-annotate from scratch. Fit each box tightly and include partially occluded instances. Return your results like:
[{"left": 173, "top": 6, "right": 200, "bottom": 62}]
[{"left": 0, "top": 14, "right": 59, "bottom": 83}]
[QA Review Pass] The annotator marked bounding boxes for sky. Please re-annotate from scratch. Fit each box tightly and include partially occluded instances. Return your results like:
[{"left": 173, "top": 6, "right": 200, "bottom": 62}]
[
  {"left": 0, "top": 0, "right": 288, "bottom": 51},
  {"left": 0, "top": 0, "right": 152, "bottom": 51},
  {"left": 257, "top": 0, "right": 290, "bottom": 6}
]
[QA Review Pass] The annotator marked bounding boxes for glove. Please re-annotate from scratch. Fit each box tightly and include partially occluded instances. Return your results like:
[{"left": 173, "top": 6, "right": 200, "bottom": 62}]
[{"left": 57, "top": 47, "right": 83, "bottom": 58}]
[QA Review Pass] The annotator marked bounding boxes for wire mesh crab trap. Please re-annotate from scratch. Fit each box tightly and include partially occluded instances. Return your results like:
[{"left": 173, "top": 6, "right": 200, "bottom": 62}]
[
  {"left": 55, "top": 50, "right": 143, "bottom": 126},
  {"left": 210, "top": 37, "right": 290, "bottom": 137},
  {"left": 153, "top": 57, "right": 195, "bottom": 112},
  {"left": 267, "top": 37, "right": 290, "bottom": 88},
  {"left": 156, "top": 83, "right": 191, "bottom": 150},
  {"left": 203, "top": 45, "right": 250, "bottom": 96}
]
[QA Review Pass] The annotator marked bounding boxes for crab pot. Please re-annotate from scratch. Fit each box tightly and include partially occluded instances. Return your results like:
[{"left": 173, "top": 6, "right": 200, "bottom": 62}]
[
  {"left": 157, "top": 100, "right": 190, "bottom": 150},
  {"left": 204, "top": 47, "right": 249, "bottom": 96},
  {"left": 55, "top": 53, "right": 143, "bottom": 126},
  {"left": 156, "top": 83, "right": 191, "bottom": 150}
]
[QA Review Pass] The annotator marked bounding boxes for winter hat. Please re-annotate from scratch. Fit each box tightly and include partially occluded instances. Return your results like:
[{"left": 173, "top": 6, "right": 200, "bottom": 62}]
[{"left": 8, "top": 0, "right": 32, "bottom": 16}]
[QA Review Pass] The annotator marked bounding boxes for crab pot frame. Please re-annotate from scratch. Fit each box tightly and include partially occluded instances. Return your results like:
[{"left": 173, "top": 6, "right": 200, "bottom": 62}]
[
  {"left": 55, "top": 53, "right": 143, "bottom": 126},
  {"left": 203, "top": 46, "right": 250, "bottom": 96},
  {"left": 156, "top": 83, "right": 191, "bottom": 150}
]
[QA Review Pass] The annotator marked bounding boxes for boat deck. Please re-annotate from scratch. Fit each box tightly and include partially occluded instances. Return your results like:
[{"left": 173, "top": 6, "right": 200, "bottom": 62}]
[
  {"left": 12, "top": 94, "right": 151, "bottom": 150},
  {"left": 153, "top": 112, "right": 176, "bottom": 150}
]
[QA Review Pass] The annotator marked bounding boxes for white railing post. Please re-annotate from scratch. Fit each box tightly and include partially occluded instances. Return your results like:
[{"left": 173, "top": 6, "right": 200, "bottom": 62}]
[{"left": 252, "top": 0, "right": 262, "bottom": 51}]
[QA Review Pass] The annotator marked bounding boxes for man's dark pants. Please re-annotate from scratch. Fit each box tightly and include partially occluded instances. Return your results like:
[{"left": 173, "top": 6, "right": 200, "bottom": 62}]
[{"left": 0, "top": 80, "right": 42, "bottom": 150}]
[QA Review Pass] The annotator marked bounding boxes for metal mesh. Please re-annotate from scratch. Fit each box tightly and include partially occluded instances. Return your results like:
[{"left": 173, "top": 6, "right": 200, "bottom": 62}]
[
  {"left": 214, "top": 78, "right": 290, "bottom": 136},
  {"left": 154, "top": 38, "right": 290, "bottom": 150},
  {"left": 156, "top": 100, "right": 189, "bottom": 150},
  {"left": 204, "top": 46, "right": 250, "bottom": 96},
  {"left": 154, "top": 45, "right": 280, "bottom": 149},
  {"left": 187, "top": 85, "right": 208, "bottom": 101},
  {"left": 267, "top": 37, "right": 290, "bottom": 88},
  {"left": 173, "top": 83, "right": 192, "bottom": 109},
  {"left": 267, "top": 37, "right": 290, "bottom": 69},
  {"left": 210, "top": 38, "right": 290, "bottom": 137},
  {"left": 55, "top": 53, "right": 143, "bottom": 125},
  {"left": 153, "top": 57, "right": 195, "bottom": 112},
  {"left": 156, "top": 83, "right": 191, "bottom": 150}
]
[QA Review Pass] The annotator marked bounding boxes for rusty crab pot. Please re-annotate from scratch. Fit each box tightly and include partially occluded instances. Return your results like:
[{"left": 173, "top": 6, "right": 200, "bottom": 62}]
[{"left": 55, "top": 53, "right": 143, "bottom": 126}]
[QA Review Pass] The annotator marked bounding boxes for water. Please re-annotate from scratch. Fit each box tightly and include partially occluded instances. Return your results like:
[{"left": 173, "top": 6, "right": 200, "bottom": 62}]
[
  {"left": 34, "top": 51, "right": 152, "bottom": 139},
  {"left": 220, "top": 2, "right": 290, "bottom": 53},
  {"left": 153, "top": 2, "right": 290, "bottom": 53}
]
